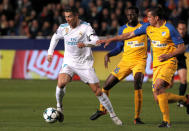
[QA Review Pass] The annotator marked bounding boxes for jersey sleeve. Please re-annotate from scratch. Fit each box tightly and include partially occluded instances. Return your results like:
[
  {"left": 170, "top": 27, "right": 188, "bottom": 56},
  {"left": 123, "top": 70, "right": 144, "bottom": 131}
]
[
  {"left": 48, "top": 26, "right": 63, "bottom": 55},
  {"left": 166, "top": 23, "right": 184, "bottom": 45},
  {"left": 84, "top": 24, "right": 99, "bottom": 46},
  {"left": 134, "top": 23, "right": 149, "bottom": 36},
  {"left": 108, "top": 26, "right": 125, "bottom": 56},
  {"left": 108, "top": 42, "right": 124, "bottom": 57}
]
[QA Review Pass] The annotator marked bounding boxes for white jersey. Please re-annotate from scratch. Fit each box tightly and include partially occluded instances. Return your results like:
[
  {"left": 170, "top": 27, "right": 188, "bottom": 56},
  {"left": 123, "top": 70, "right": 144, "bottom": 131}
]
[{"left": 48, "top": 20, "right": 99, "bottom": 69}]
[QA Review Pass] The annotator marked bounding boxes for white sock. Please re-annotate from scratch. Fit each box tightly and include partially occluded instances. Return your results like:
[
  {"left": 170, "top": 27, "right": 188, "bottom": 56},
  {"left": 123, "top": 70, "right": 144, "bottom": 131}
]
[
  {"left": 97, "top": 93, "right": 116, "bottom": 117},
  {"left": 56, "top": 86, "right": 66, "bottom": 108}
]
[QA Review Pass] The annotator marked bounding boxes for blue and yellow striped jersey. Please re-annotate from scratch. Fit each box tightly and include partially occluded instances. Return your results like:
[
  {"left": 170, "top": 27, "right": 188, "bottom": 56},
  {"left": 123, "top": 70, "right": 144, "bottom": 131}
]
[{"left": 134, "top": 21, "right": 184, "bottom": 67}]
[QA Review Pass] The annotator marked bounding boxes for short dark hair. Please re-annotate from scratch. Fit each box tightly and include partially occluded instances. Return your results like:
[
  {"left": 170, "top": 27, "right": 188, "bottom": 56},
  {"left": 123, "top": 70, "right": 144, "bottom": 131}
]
[
  {"left": 148, "top": 6, "right": 165, "bottom": 20},
  {"left": 64, "top": 7, "right": 78, "bottom": 15},
  {"left": 127, "top": 6, "right": 139, "bottom": 15},
  {"left": 177, "top": 20, "right": 187, "bottom": 27}
]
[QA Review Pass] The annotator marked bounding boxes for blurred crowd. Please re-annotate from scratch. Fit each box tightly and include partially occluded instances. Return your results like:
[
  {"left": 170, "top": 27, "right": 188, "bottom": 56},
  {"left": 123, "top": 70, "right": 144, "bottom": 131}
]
[{"left": 0, "top": 0, "right": 189, "bottom": 38}]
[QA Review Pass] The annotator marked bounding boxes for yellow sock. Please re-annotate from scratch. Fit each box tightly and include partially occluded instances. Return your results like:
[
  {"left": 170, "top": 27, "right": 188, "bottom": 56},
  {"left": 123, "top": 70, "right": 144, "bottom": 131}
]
[
  {"left": 157, "top": 93, "right": 170, "bottom": 124},
  {"left": 134, "top": 89, "right": 143, "bottom": 119},
  {"left": 167, "top": 93, "right": 187, "bottom": 103},
  {"left": 99, "top": 88, "right": 110, "bottom": 112}
]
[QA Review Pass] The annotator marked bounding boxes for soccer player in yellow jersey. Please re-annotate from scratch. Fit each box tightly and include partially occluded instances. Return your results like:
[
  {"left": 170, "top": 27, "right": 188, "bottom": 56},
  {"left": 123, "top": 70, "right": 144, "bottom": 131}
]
[
  {"left": 89, "top": 6, "right": 147, "bottom": 124},
  {"left": 97, "top": 7, "right": 189, "bottom": 128}
]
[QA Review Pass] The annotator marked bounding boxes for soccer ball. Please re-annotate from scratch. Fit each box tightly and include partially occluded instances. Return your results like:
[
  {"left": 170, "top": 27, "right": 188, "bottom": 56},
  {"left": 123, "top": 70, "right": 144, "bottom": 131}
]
[{"left": 43, "top": 107, "right": 59, "bottom": 123}]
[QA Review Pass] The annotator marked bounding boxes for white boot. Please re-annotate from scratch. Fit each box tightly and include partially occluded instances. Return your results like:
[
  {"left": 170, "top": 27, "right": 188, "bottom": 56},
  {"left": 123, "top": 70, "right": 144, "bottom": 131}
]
[{"left": 111, "top": 116, "right": 123, "bottom": 126}]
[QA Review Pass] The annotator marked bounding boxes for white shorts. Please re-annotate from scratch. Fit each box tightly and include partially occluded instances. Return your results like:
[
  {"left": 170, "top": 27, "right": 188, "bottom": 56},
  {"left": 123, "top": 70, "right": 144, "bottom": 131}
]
[{"left": 59, "top": 64, "right": 99, "bottom": 84}]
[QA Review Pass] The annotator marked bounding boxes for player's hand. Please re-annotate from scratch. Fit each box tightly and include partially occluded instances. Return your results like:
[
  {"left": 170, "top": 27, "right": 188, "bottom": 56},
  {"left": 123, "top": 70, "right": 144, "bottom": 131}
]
[
  {"left": 47, "top": 55, "right": 53, "bottom": 62},
  {"left": 77, "top": 43, "right": 85, "bottom": 48},
  {"left": 159, "top": 54, "right": 172, "bottom": 62},
  {"left": 104, "top": 39, "right": 112, "bottom": 48},
  {"left": 96, "top": 40, "right": 105, "bottom": 45},
  {"left": 104, "top": 54, "right": 110, "bottom": 68}
]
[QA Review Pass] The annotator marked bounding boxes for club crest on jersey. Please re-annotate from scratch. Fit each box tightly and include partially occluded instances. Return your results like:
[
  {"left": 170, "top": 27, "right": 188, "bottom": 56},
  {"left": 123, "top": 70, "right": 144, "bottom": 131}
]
[
  {"left": 79, "top": 32, "right": 83, "bottom": 36},
  {"left": 65, "top": 28, "right": 69, "bottom": 35},
  {"left": 162, "top": 32, "right": 166, "bottom": 36}
]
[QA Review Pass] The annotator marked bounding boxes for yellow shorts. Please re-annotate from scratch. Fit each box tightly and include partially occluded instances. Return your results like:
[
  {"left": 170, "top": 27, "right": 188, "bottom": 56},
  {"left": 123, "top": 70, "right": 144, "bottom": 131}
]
[
  {"left": 111, "top": 60, "right": 146, "bottom": 80},
  {"left": 152, "top": 63, "right": 177, "bottom": 91}
]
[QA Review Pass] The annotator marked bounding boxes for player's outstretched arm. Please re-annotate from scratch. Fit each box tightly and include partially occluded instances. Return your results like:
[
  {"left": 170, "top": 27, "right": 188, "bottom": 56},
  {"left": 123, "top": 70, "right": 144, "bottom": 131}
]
[
  {"left": 77, "top": 42, "right": 97, "bottom": 48},
  {"left": 78, "top": 24, "right": 100, "bottom": 48},
  {"left": 96, "top": 32, "right": 135, "bottom": 48},
  {"left": 48, "top": 33, "right": 61, "bottom": 56},
  {"left": 159, "top": 43, "right": 186, "bottom": 62}
]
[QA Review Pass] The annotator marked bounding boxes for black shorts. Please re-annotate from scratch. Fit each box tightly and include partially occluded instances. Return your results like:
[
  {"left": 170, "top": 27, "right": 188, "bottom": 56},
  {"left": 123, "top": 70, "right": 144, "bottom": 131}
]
[{"left": 177, "top": 58, "right": 187, "bottom": 70}]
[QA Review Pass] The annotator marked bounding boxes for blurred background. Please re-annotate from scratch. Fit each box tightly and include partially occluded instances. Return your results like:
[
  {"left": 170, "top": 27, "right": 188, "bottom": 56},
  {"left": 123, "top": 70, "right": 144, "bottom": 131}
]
[
  {"left": 0, "top": 0, "right": 189, "bottom": 38},
  {"left": 0, "top": 0, "right": 188, "bottom": 81}
]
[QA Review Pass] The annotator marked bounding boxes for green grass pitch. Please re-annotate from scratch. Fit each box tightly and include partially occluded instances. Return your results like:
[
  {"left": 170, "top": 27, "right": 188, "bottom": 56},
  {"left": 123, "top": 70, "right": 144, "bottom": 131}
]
[{"left": 0, "top": 79, "right": 189, "bottom": 131}]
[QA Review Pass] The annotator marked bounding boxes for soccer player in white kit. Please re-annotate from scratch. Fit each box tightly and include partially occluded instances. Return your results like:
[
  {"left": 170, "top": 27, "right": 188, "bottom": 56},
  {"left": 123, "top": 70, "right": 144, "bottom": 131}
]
[{"left": 47, "top": 7, "right": 122, "bottom": 125}]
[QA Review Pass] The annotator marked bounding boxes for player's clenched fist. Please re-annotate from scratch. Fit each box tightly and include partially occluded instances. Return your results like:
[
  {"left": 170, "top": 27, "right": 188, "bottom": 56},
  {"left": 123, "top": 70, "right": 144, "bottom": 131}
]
[{"left": 47, "top": 55, "right": 53, "bottom": 62}]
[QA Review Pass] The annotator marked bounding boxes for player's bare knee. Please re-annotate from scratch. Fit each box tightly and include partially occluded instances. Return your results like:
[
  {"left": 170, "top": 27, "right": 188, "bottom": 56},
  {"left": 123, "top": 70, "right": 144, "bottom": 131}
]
[
  {"left": 155, "top": 87, "right": 165, "bottom": 95},
  {"left": 180, "top": 79, "right": 187, "bottom": 84},
  {"left": 154, "top": 84, "right": 162, "bottom": 95},
  {"left": 134, "top": 82, "right": 142, "bottom": 90},
  {"left": 155, "top": 80, "right": 168, "bottom": 95},
  {"left": 95, "top": 88, "right": 102, "bottom": 96},
  {"left": 58, "top": 80, "right": 68, "bottom": 88},
  {"left": 57, "top": 83, "right": 66, "bottom": 88},
  {"left": 134, "top": 72, "right": 143, "bottom": 90}
]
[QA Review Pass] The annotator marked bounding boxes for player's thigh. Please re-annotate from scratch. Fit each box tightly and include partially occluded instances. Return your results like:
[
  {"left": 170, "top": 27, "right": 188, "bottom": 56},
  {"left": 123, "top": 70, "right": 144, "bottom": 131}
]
[
  {"left": 178, "top": 68, "right": 187, "bottom": 83},
  {"left": 111, "top": 61, "right": 132, "bottom": 80},
  {"left": 154, "top": 78, "right": 169, "bottom": 94},
  {"left": 58, "top": 73, "right": 72, "bottom": 86},
  {"left": 74, "top": 67, "right": 99, "bottom": 84},
  {"left": 58, "top": 65, "right": 73, "bottom": 86}
]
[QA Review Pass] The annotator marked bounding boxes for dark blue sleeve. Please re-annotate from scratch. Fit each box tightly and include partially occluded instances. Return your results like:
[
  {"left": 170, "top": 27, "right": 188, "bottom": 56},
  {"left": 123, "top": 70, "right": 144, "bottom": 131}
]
[
  {"left": 108, "top": 41, "right": 124, "bottom": 57},
  {"left": 108, "top": 25, "right": 126, "bottom": 57},
  {"left": 134, "top": 23, "right": 149, "bottom": 36},
  {"left": 165, "top": 23, "right": 184, "bottom": 45}
]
